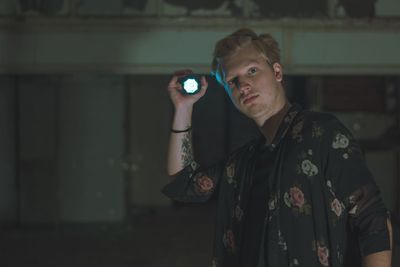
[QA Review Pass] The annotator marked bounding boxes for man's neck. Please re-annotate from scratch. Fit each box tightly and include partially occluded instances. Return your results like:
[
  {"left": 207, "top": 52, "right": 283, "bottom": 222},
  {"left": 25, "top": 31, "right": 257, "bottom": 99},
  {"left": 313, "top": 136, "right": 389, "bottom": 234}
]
[{"left": 259, "top": 101, "right": 291, "bottom": 145}]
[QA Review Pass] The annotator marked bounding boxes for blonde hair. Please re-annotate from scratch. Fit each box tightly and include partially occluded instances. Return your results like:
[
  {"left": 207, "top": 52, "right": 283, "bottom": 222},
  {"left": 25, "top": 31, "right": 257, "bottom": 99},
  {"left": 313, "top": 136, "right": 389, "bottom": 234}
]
[{"left": 211, "top": 28, "right": 280, "bottom": 85}]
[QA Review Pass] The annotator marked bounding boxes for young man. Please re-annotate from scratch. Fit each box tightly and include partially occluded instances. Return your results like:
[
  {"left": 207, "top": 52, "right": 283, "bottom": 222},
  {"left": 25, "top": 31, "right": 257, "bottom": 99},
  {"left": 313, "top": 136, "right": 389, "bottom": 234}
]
[{"left": 163, "top": 28, "right": 392, "bottom": 267}]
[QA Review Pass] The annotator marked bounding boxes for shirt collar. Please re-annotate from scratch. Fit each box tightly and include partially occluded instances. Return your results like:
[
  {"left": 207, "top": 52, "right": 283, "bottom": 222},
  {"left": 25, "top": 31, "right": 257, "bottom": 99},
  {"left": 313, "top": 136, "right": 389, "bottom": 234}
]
[{"left": 258, "top": 103, "right": 302, "bottom": 150}]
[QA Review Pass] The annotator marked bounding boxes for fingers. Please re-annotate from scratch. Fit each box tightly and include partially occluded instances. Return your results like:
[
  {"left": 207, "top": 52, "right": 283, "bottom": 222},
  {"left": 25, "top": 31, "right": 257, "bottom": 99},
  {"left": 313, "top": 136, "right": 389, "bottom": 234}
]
[
  {"left": 200, "top": 75, "right": 208, "bottom": 88},
  {"left": 167, "top": 75, "right": 180, "bottom": 89},
  {"left": 168, "top": 69, "right": 194, "bottom": 90},
  {"left": 168, "top": 70, "right": 209, "bottom": 99},
  {"left": 173, "top": 69, "right": 193, "bottom": 78},
  {"left": 198, "top": 75, "right": 208, "bottom": 96}
]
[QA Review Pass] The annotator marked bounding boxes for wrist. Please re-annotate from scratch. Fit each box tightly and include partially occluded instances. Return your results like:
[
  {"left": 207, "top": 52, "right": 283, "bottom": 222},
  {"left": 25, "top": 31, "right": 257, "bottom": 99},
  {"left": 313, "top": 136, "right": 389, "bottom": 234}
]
[
  {"left": 174, "top": 102, "right": 194, "bottom": 113},
  {"left": 172, "top": 105, "right": 193, "bottom": 129}
]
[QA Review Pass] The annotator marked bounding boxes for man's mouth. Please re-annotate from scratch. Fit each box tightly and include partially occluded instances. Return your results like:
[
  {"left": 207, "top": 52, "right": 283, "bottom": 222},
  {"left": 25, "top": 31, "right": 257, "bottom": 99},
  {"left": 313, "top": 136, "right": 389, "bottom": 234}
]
[{"left": 242, "top": 94, "right": 258, "bottom": 105}]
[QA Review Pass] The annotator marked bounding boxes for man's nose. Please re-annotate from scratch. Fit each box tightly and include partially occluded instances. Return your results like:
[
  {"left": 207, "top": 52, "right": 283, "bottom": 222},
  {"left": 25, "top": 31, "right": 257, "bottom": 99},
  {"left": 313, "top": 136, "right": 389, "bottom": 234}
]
[{"left": 238, "top": 77, "right": 251, "bottom": 94}]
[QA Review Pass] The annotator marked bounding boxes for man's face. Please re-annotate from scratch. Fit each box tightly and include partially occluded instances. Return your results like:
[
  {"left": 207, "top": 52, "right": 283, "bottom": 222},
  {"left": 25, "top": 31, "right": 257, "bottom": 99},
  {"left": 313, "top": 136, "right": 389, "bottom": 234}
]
[{"left": 221, "top": 44, "right": 285, "bottom": 122}]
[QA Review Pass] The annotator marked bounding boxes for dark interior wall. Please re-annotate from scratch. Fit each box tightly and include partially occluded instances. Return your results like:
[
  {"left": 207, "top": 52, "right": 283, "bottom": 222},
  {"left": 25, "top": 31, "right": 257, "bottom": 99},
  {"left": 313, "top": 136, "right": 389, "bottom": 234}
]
[
  {"left": 126, "top": 75, "right": 172, "bottom": 207},
  {"left": 57, "top": 75, "right": 125, "bottom": 223},
  {"left": 18, "top": 76, "right": 59, "bottom": 223},
  {"left": 0, "top": 74, "right": 399, "bottom": 224},
  {"left": 0, "top": 76, "right": 17, "bottom": 224},
  {"left": 0, "top": 75, "right": 126, "bottom": 224}
]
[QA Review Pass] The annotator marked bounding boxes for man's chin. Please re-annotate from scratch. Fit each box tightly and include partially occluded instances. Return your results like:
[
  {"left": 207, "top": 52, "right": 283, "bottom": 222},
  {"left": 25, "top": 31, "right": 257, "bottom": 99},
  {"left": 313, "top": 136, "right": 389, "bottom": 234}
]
[{"left": 241, "top": 106, "right": 261, "bottom": 118}]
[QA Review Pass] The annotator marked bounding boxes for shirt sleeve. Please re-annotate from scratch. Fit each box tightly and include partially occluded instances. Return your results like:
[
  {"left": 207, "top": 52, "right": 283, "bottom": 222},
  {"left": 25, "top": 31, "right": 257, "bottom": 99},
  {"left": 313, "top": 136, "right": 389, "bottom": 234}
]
[
  {"left": 161, "top": 160, "right": 224, "bottom": 203},
  {"left": 347, "top": 183, "right": 391, "bottom": 256},
  {"left": 322, "top": 116, "right": 391, "bottom": 256}
]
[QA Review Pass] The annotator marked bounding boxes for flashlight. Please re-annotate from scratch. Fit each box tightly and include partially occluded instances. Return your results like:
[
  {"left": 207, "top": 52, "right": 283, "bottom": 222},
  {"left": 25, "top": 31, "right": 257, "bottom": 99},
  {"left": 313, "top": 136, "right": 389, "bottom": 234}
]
[{"left": 179, "top": 74, "right": 202, "bottom": 95}]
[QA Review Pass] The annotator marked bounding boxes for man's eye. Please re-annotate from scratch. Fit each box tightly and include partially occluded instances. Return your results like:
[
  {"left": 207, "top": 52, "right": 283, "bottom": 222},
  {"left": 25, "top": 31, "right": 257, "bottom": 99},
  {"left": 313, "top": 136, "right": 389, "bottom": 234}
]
[
  {"left": 248, "top": 68, "right": 257, "bottom": 75},
  {"left": 227, "top": 78, "right": 237, "bottom": 88}
]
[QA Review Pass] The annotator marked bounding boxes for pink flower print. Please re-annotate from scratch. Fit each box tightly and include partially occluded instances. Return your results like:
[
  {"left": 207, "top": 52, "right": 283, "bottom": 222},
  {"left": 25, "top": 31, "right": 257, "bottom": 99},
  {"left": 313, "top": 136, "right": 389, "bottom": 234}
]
[
  {"left": 317, "top": 243, "right": 329, "bottom": 267},
  {"left": 223, "top": 230, "right": 235, "bottom": 251},
  {"left": 331, "top": 198, "right": 343, "bottom": 217},
  {"left": 289, "top": 186, "right": 305, "bottom": 208},
  {"left": 197, "top": 175, "right": 214, "bottom": 193}
]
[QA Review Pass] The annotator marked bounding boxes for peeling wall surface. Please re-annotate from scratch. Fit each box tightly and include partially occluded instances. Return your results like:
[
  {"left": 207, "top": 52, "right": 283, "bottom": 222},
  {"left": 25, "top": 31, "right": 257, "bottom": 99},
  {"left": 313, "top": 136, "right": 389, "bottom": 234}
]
[
  {"left": 0, "top": 0, "right": 398, "bottom": 17},
  {"left": 0, "top": 0, "right": 399, "bottom": 74},
  {"left": 0, "top": 26, "right": 400, "bottom": 75}
]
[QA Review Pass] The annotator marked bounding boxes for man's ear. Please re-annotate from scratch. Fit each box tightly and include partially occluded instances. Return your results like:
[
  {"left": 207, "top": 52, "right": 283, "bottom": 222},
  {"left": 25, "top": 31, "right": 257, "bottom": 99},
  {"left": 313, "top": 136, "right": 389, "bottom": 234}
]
[{"left": 272, "top": 63, "right": 283, "bottom": 82}]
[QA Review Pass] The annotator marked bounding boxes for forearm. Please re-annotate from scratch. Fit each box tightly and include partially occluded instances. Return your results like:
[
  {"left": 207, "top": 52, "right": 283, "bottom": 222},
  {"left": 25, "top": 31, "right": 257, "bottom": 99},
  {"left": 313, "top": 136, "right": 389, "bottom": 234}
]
[
  {"left": 167, "top": 106, "right": 195, "bottom": 175},
  {"left": 362, "top": 218, "right": 392, "bottom": 267}
]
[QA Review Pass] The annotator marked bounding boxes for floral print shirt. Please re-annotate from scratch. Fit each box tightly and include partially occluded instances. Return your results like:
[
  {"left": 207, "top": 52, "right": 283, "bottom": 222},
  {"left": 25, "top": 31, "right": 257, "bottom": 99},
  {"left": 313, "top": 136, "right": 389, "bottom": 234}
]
[{"left": 162, "top": 104, "right": 391, "bottom": 267}]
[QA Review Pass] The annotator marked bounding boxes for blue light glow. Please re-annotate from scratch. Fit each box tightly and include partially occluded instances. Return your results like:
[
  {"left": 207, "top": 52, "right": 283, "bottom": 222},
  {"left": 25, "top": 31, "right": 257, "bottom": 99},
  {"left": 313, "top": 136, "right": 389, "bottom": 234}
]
[{"left": 183, "top": 78, "right": 199, "bottom": 94}]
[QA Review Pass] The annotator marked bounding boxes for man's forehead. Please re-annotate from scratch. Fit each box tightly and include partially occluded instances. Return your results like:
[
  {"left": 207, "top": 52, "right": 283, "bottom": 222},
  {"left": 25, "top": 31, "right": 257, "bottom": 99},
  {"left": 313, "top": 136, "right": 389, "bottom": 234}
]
[{"left": 222, "top": 57, "right": 264, "bottom": 78}]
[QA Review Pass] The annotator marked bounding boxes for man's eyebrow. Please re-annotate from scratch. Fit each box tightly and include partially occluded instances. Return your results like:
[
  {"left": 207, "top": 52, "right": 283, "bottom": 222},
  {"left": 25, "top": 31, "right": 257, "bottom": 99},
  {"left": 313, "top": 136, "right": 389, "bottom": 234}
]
[
  {"left": 243, "top": 60, "right": 261, "bottom": 66},
  {"left": 226, "top": 60, "right": 260, "bottom": 80},
  {"left": 225, "top": 58, "right": 263, "bottom": 81}
]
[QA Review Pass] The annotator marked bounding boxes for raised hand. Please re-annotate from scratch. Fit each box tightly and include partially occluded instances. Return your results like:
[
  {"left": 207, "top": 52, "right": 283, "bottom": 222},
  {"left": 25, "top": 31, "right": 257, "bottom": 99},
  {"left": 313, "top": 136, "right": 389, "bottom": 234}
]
[{"left": 167, "top": 69, "right": 208, "bottom": 110}]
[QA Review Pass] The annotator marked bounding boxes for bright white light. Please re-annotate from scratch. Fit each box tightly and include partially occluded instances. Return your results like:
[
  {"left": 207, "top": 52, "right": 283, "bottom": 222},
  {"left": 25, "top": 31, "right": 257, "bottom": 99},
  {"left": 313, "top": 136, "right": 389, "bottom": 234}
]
[{"left": 183, "top": 78, "right": 199, "bottom": 93}]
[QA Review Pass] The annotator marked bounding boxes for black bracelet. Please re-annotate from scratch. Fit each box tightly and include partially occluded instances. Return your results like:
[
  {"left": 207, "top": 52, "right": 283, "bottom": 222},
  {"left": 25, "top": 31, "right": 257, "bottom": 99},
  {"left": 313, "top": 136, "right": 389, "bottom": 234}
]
[{"left": 171, "top": 126, "right": 192, "bottom": 133}]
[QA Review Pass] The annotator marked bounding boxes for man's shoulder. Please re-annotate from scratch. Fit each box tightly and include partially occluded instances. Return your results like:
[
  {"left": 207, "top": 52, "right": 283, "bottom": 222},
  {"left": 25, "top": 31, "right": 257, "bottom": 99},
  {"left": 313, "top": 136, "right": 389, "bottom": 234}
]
[
  {"left": 293, "top": 109, "right": 356, "bottom": 147},
  {"left": 297, "top": 109, "right": 342, "bottom": 128}
]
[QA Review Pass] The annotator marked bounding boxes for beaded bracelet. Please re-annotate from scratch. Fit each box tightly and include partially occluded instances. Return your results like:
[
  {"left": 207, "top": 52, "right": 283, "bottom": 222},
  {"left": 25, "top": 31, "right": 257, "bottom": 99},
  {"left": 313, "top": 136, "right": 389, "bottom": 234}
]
[{"left": 171, "top": 126, "right": 192, "bottom": 133}]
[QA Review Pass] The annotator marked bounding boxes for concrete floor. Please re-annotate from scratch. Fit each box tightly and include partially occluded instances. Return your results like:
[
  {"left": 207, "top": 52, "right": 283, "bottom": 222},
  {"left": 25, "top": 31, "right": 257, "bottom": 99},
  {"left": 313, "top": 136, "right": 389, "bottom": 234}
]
[
  {"left": 0, "top": 204, "right": 215, "bottom": 267},
  {"left": 0, "top": 204, "right": 399, "bottom": 267}
]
